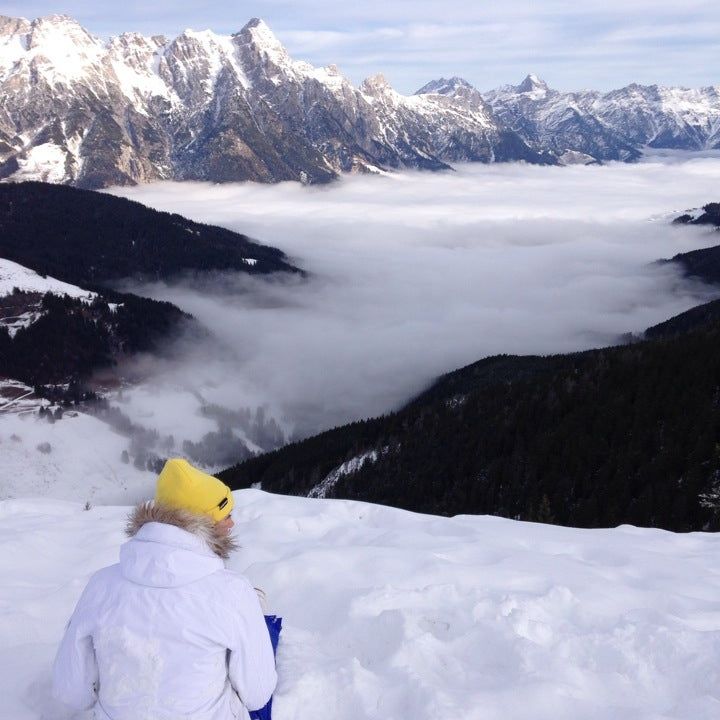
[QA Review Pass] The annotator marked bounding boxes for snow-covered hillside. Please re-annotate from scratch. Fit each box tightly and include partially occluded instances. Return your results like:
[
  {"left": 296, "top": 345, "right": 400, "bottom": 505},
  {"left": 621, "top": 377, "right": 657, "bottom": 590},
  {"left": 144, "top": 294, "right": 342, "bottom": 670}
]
[
  {"left": 0, "top": 258, "right": 95, "bottom": 300},
  {"left": 0, "top": 406, "right": 154, "bottom": 504},
  {"left": 0, "top": 258, "right": 97, "bottom": 336},
  {"left": 0, "top": 392, "right": 262, "bottom": 505},
  {"left": 1, "top": 490, "right": 719, "bottom": 719}
]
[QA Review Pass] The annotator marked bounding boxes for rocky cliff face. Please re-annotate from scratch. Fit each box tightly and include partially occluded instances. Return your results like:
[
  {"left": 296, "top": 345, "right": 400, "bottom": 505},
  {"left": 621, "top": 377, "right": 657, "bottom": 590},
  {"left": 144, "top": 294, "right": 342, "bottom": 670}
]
[{"left": 0, "top": 15, "right": 543, "bottom": 188}]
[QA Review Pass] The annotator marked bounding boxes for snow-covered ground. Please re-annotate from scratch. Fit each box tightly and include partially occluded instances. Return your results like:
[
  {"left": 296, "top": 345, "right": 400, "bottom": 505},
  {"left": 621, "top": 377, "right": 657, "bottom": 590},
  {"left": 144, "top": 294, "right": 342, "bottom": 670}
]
[
  {"left": 1, "top": 490, "right": 719, "bottom": 720},
  {"left": 0, "top": 258, "right": 95, "bottom": 300},
  {"left": 0, "top": 258, "right": 97, "bottom": 336},
  {"left": 0, "top": 408, "right": 154, "bottom": 505}
]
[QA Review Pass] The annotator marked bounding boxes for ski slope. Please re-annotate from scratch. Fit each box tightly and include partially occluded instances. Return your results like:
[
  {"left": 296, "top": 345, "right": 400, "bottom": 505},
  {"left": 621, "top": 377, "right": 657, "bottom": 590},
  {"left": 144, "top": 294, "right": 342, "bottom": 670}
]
[{"left": 1, "top": 490, "right": 719, "bottom": 720}]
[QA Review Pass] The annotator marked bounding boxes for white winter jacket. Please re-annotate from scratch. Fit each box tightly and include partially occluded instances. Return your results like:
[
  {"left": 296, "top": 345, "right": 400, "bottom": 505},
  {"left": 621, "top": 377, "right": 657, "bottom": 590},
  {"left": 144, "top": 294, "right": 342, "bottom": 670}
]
[{"left": 52, "top": 503, "right": 278, "bottom": 720}]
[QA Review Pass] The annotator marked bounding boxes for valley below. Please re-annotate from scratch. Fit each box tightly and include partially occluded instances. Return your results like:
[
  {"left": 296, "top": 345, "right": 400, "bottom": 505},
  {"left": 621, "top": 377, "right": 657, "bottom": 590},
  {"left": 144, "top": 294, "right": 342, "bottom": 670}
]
[{"left": 3, "top": 156, "right": 720, "bottom": 510}]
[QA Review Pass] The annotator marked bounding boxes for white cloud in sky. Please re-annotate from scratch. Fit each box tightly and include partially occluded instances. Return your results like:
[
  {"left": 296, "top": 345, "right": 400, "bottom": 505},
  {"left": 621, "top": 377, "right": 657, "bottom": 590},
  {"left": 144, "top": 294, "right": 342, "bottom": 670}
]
[
  {"left": 6, "top": 1, "right": 720, "bottom": 92},
  {"left": 107, "top": 157, "right": 720, "bottom": 445}
]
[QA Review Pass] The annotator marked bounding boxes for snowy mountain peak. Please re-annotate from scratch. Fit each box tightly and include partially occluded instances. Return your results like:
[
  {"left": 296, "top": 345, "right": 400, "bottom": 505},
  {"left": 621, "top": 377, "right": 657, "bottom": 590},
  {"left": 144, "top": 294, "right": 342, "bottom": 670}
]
[
  {"left": 29, "top": 13, "right": 97, "bottom": 47},
  {"left": 241, "top": 17, "right": 271, "bottom": 32},
  {"left": 517, "top": 73, "right": 549, "bottom": 93},
  {"left": 232, "top": 17, "right": 296, "bottom": 79},
  {"left": 237, "top": 18, "right": 286, "bottom": 54},
  {"left": 1, "top": 13, "right": 92, "bottom": 47},
  {"left": 360, "top": 72, "right": 393, "bottom": 96},
  {"left": 0, "top": 15, "right": 30, "bottom": 36},
  {"left": 32, "top": 14, "right": 82, "bottom": 28},
  {"left": 416, "top": 77, "right": 474, "bottom": 96},
  {"left": 109, "top": 31, "right": 164, "bottom": 52},
  {"left": 28, "top": 15, "right": 98, "bottom": 51},
  {"left": 171, "top": 27, "right": 229, "bottom": 54},
  {"left": 0, "top": 12, "right": 105, "bottom": 87}
]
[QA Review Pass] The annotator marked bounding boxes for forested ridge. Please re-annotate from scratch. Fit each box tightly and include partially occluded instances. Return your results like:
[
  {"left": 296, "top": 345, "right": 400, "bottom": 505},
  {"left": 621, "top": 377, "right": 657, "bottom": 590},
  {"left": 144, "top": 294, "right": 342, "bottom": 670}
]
[
  {"left": 0, "top": 181, "right": 301, "bottom": 387},
  {"left": 668, "top": 202, "right": 720, "bottom": 285},
  {"left": 0, "top": 181, "right": 300, "bottom": 287},
  {"left": 0, "top": 291, "right": 189, "bottom": 386},
  {"left": 220, "top": 297, "right": 720, "bottom": 531}
]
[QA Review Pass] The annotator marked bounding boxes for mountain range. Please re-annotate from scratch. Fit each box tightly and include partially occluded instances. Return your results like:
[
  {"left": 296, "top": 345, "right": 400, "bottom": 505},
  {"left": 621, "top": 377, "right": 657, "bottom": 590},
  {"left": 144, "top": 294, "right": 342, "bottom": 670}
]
[
  {"left": 0, "top": 14, "right": 546, "bottom": 188},
  {"left": 0, "top": 15, "right": 718, "bottom": 188},
  {"left": 483, "top": 74, "right": 720, "bottom": 163}
]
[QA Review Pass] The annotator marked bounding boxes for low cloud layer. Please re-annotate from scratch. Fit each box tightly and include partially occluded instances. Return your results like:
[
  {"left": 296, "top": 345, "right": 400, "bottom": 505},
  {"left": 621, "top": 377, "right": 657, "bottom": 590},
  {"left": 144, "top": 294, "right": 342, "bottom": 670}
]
[{"left": 105, "top": 157, "right": 720, "bottom": 452}]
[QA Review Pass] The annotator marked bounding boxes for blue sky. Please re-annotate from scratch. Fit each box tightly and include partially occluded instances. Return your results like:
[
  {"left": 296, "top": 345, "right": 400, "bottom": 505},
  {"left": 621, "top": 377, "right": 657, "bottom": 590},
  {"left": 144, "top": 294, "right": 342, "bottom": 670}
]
[{"left": 3, "top": 1, "right": 719, "bottom": 93}]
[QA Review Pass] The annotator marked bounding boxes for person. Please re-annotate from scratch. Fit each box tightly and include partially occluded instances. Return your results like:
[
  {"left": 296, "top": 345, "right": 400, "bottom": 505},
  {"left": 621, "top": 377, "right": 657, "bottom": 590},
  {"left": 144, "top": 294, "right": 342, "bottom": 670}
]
[{"left": 51, "top": 458, "right": 278, "bottom": 720}]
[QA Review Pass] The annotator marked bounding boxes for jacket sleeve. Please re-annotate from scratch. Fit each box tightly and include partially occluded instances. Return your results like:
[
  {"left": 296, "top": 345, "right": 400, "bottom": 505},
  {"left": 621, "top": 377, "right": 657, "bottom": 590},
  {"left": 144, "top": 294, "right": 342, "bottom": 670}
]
[
  {"left": 51, "top": 582, "right": 99, "bottom": 711},
  {"left": 227, "top": 578, "right": 278, "bottom": 712}
]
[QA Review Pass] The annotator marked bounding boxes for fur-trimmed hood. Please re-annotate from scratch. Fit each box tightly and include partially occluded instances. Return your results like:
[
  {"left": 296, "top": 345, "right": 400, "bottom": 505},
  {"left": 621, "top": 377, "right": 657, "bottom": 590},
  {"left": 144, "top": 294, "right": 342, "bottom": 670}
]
[{"left": 126, "top": 501, "right": 237, "bottom": 560}]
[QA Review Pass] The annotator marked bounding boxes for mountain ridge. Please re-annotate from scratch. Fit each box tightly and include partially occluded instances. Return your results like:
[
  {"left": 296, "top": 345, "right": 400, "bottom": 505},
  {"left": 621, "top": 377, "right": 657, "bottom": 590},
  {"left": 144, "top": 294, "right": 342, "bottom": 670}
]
[
  {"left": 1, "top": 14, "right": 718, "bottom": 186},
  {"left": 483, "top": 75, "right": 720, "bottom": 163},
  {"left": 0, "top": 181, "right": 299, "bottom": 286},
  {"left": 219, "top": 305, "right": 720, "bottom": 532},
  {"left": 0, "top": 14, "right": 547, "bottom": 188}
]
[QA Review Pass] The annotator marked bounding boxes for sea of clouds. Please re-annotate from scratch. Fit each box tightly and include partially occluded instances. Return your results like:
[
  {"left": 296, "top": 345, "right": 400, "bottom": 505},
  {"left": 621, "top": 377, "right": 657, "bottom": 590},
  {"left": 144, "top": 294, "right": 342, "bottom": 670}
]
[
  {"left": 107, "top": 157, "right": 720, "bottom": 447},
  {"left": 5, "top": 156, "right": 720, "bottom": 502}
]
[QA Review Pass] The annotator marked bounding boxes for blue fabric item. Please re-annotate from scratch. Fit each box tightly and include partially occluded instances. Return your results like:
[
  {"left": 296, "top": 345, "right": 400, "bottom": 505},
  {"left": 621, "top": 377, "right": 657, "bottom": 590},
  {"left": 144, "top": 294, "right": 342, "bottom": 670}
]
[{"left": 249, "top": 615, "right": 282, "bottom": 720}]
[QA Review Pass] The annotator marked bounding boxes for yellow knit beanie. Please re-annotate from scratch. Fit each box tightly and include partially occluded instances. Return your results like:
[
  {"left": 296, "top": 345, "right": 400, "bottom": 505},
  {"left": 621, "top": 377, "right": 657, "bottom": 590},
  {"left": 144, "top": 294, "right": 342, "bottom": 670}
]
[{"left": 155, "top": 458, "right": 234, "bottom": 522}]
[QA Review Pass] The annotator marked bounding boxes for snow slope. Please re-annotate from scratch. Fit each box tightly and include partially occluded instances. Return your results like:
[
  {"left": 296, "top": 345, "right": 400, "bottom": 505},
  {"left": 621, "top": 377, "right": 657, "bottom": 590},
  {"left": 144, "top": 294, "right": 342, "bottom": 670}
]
[
  {"left": 1, "top": 490, "right": 719, "bottom": 720},
  {"left": 0, "top": 410, "right": 154, "bottom": 505},
  {"left": 308, "top": 450, "right": 379, "bottom": 498},
  {"left": 0, "top": 259, "right": 98, "bottom": 336},
  {"left": 0, "top": 258, "right": 95, "bottom": 299}
]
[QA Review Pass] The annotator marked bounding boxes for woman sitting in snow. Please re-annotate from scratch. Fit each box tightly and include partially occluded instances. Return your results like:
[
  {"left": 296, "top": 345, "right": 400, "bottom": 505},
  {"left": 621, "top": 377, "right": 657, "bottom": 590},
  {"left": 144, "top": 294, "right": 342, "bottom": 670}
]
[{"left": 52, "top": 458, "right": 277, "bottom": 720}]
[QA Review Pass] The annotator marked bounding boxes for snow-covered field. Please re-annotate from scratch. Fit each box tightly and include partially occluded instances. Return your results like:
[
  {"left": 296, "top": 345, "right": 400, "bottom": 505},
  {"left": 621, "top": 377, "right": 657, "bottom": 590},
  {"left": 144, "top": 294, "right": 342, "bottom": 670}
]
[
  {"left": 1, "top": 490, "right": 719, "bottom": 720},
  {"left": 0, "top": 408, "right": 154, "bottom": 505}
]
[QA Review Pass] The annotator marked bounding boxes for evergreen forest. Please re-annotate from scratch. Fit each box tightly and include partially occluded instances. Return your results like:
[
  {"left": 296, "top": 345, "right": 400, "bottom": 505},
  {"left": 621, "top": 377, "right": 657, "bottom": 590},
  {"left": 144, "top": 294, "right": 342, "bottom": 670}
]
[
  {"left": 220, "top": 297, "right": 720, "bottom": 532},
  {"left": 0, "top": 181, "right": 299, "bottom": 287}
]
